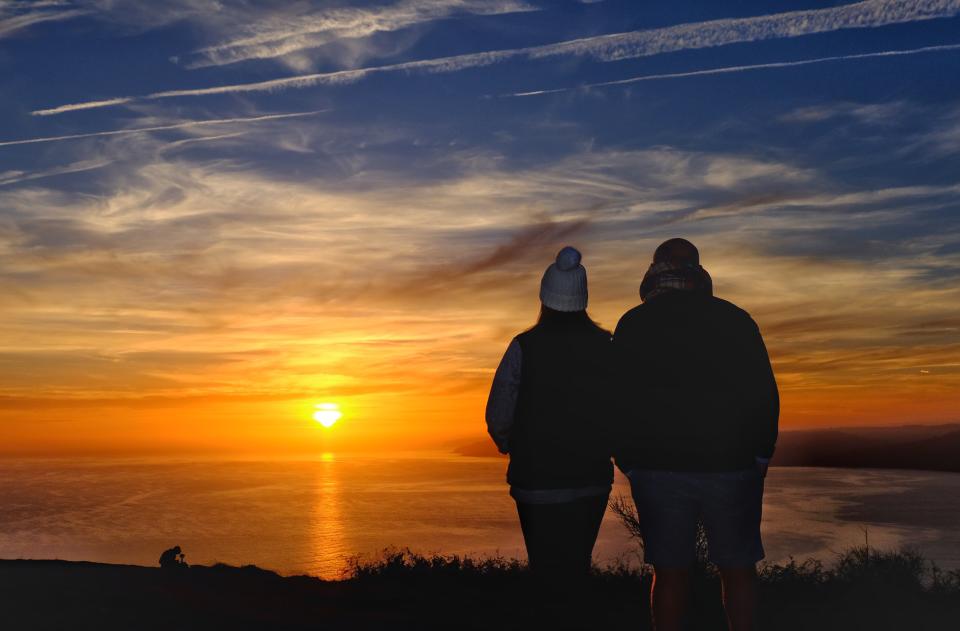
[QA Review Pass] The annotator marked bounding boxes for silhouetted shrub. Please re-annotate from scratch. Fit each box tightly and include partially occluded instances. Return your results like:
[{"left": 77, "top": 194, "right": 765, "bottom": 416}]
[
  {"left": 759, "top": 556, "right": 828, "bottom": 587},
  {"left": 347, "top": 548, "right": 525, "bottom": 582},
  {"left": 833, "top": 546, "right": 928, "bottom": 590}
]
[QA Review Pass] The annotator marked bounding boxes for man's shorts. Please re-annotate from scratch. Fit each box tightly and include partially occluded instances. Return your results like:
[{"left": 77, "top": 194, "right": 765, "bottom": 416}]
[{"left": 627, "top": 468, "right": 765, "bottom": 568}]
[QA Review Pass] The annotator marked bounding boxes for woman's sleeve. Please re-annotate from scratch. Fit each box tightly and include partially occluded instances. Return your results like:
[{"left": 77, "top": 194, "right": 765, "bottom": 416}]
[{"left": 485, "top": 338, "right": 522, "bottom": 454}]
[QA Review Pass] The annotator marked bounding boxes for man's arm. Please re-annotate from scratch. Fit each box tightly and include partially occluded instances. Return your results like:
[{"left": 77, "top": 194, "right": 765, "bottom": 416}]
[
  {"left": 745, "top": 319, "right": 779, "bottom": 474},
  {"left": 610, "top": 314, "right": 636, "bottom": 426},
  {"left": 485, "top": 338, "right": 522, "bottom": 454},
  {"left": 610, "top": 310, "right": 656, "bottom": 468}
]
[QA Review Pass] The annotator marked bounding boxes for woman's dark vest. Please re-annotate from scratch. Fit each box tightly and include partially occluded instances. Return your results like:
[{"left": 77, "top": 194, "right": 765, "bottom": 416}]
[{"left": 507, "top": 318, "right": 614, "bottom": 490}]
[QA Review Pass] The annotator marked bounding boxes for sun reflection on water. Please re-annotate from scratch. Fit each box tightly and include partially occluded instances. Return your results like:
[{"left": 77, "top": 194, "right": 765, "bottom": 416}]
[{"left": 309, "top": 454, "right": 347, "bottom": 579}]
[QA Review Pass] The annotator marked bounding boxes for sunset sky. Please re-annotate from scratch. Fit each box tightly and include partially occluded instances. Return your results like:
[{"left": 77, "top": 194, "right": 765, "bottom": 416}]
[{"left": 1, "top": 0, "right": 959, "bottom": 455}]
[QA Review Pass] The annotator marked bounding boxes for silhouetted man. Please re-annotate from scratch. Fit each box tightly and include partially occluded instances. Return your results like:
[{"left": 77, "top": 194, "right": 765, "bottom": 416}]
[{"left": 613, "top": 238, "right": 778, "bottom": 631}]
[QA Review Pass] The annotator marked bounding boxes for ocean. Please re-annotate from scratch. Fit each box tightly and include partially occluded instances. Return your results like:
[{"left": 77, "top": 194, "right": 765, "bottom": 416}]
[{"left": 1, "top": 454, "right": 958, "bottom": 579}]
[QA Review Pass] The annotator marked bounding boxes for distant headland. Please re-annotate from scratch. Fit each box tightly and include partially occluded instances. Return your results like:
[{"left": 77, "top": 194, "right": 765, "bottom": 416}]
[{"left": 454, "top": 423, "right": 960, "bottom": 473}]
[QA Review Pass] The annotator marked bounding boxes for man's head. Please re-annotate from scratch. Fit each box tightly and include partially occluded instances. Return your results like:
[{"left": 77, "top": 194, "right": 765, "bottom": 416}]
[
  {"left": 652, "top": 238, "right": 700, "bottom": 266},
  {"left": 639, "top": 238, "right": 712, "bottom": 302}
]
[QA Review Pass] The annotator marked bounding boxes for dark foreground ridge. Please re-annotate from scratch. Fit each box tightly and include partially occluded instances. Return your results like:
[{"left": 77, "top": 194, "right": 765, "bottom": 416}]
[{"left": 2, "top": 548, "right": 959, "bottom": 630}]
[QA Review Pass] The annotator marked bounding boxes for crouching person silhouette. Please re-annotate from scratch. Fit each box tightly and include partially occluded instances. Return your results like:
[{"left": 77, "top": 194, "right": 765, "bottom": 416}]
[
  {"left": 159, "top": 545, "right": 188, "bottom": 570},
  {"left": 485, "top": 246, "right": 613, "bottom": 579},
  {"left": 613, "top": 239, "right": 779, "bottom": 631}
]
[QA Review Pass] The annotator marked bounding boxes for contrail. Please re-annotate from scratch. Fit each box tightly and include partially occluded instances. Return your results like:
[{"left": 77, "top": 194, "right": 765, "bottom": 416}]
[
  {"left": 157, "top": 131, "right": 249, "bottom": 154},
  {"left": 30, "top": 0, "right": 960, "bottom": 116},
  {"left": 524, "top": 0, "right": 960, "bottom": 63},
  {"left": 0, "top": 158, "right": 111, "bottom": 187},
  {"left": 0, "top": 110, "right": 328, "bottom": 148},
  {"left": 32, "top": 97, "right": 135, "bottom": 117},
  {"left": 504, "top": 43, "right": 960, "bottom": 97}
]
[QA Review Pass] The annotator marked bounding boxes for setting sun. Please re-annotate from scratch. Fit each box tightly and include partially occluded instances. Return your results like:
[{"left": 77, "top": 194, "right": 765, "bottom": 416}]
[{"left": 313, "top": 403, "right": 342, "bottom": 428}]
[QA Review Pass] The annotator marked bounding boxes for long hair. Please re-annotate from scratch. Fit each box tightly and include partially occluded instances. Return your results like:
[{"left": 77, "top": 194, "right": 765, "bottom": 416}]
[{"left": 537, "top": 304, "right": 601, "bottom": 328}]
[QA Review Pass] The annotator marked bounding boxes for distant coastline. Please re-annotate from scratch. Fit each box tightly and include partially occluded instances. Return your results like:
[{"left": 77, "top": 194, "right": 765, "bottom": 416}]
[{"left": 454, "top": 423, "right": 960, "bottom": 473}]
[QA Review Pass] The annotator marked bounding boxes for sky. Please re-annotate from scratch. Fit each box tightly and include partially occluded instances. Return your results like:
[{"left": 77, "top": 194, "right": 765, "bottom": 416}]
[{"left": 1, "top": 0, "right": 959, "bottom": 455}]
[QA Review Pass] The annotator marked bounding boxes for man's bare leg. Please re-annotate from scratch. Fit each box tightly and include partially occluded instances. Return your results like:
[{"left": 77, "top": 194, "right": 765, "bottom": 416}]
[
  {"left": 718, "top": 566, "right": 757, "bottom": 631},
  {"left": 650, "top": 567, "right": 689, "bottom": 631}
]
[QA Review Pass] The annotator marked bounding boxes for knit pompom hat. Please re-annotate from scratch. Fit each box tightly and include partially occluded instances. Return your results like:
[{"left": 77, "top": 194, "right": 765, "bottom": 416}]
[{"left": 539, "top": 246, "right": 588, "bottom": 312}]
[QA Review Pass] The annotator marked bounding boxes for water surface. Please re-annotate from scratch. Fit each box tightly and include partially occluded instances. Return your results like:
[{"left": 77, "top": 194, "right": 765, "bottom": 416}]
[{"left": 1, "top": 454, "right": 957, "bottom": 579}]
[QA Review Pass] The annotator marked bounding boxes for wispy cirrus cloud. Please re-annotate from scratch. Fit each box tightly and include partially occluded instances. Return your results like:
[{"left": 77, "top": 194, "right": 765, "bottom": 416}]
[
  {"left": 31, "top": 0, "right": 960, "bottom": 116},
  {"left": 779, "top": 101, "right": 907, "bottom": 124},
  {"left": 2, "top": 108, "right": 958, "bottom": 438},
  {"left": 177, "top": 0, "right": 538, "bottom": 70},
  {"left": 0, "top": 110, "right": 329, "bottom": 146},
  {"left": 0, "top": 0, "right": 86, "bottom": 38},
  {"left": 2, "top": 141, "right": 956, "bottom": 389},
  {"left": 902, "top": 105, "right": 960, "bottom": 156}
]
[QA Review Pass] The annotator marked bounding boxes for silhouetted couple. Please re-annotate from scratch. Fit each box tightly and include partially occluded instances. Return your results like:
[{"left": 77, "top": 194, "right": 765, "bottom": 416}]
[{"left": 486, "top": 239, "right": 779, "bottom": 631}]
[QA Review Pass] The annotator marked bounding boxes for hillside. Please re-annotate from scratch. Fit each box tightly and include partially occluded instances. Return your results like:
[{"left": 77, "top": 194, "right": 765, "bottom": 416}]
[
  {"left": 772, "top": 424, "right": 960, "bottom": 472},
  {"left": 1, "top": 548, "right": 958, "bottom": 630}
]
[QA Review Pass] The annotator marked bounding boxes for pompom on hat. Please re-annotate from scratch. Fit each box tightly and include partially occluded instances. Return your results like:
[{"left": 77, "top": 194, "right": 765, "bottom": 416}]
[{"left": 539, "top": 246, "right": 588, "bottom": 312}]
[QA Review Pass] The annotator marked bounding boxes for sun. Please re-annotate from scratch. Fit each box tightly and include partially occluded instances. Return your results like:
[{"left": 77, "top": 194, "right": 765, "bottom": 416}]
[{"left": 313, "top": 402, "right": 342, "bottom": 428}]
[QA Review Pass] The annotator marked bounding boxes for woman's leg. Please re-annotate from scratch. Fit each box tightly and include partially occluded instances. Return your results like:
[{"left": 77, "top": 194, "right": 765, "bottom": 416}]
[
  {"left": 569, "top": 494, "right": 607, "bottom": 574},
  {"left": 516, "top": 501, "right": 559, "bottom": 573},
  {"left": 516, "top": 495, "right": 607, "bottom": 576}
]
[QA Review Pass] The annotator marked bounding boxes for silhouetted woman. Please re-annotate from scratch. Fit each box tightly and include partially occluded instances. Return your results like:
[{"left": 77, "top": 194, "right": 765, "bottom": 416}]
[{"left": 485, "top": 246, "right": 613, "bottom": 576}]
